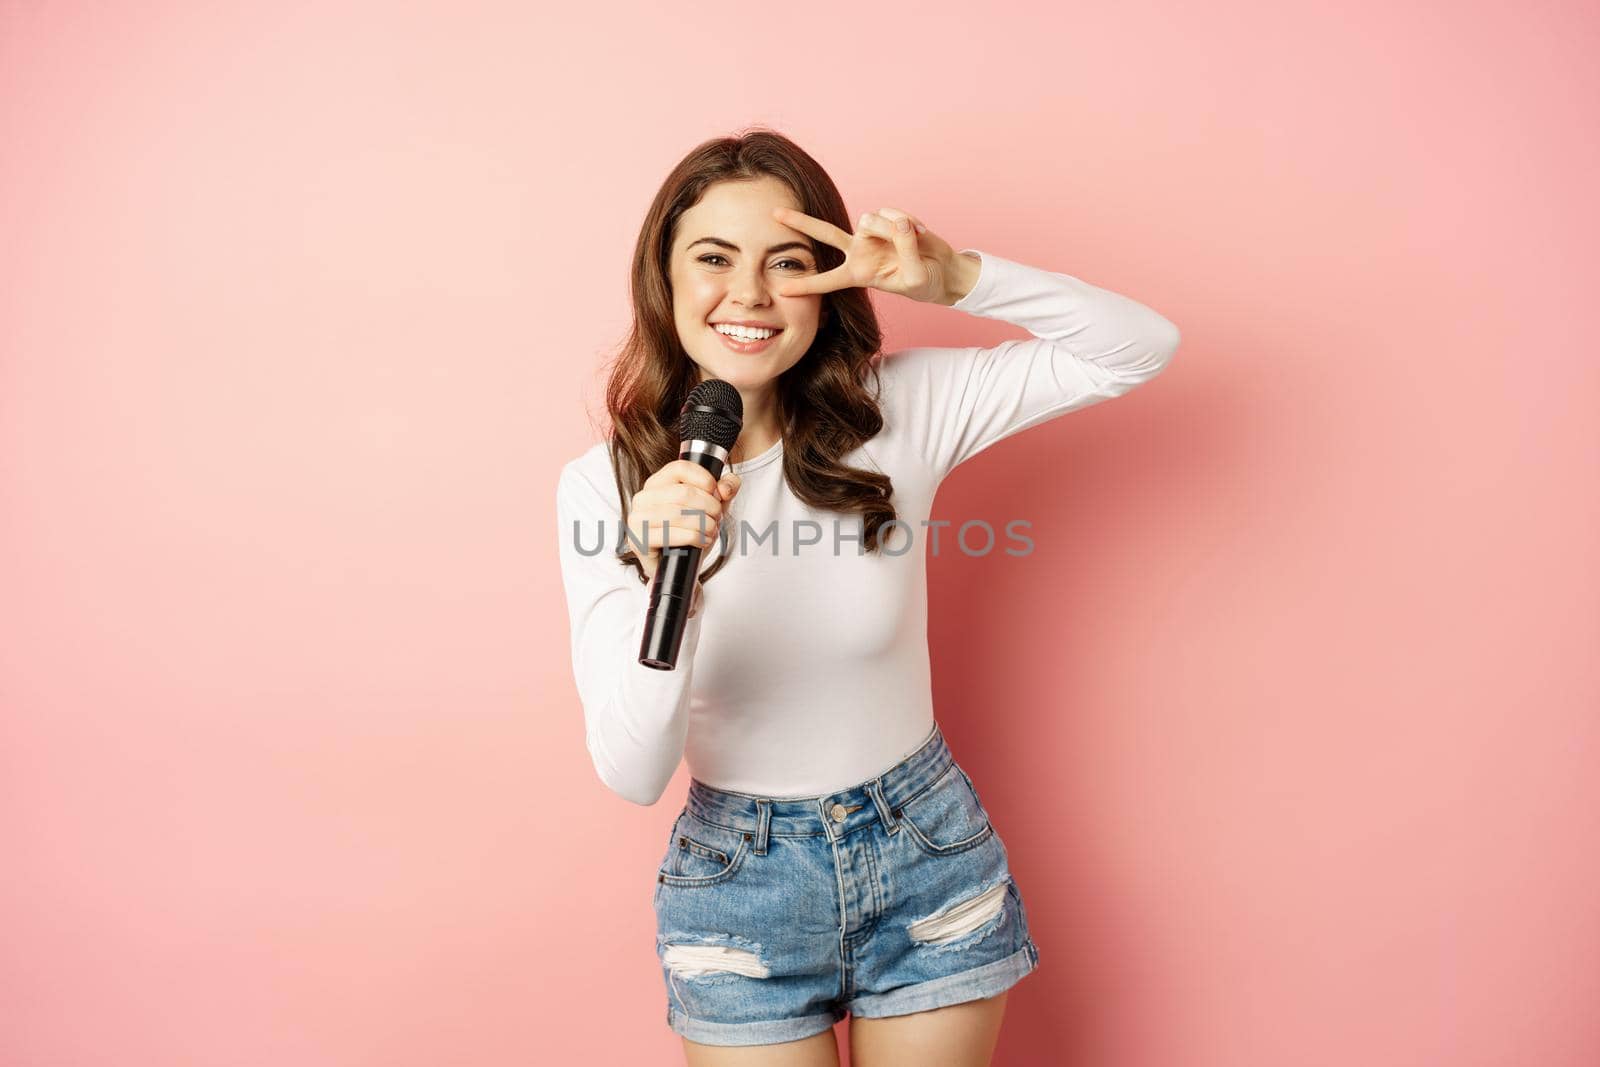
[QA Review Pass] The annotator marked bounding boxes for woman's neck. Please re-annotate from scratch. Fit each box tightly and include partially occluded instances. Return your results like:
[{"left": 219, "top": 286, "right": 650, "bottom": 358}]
[
  {"left": 729, "top": 393, "right": 784, "bottom": 467},
  {"left": 731, "top": 422, "right": 781, "bottom": 465}
]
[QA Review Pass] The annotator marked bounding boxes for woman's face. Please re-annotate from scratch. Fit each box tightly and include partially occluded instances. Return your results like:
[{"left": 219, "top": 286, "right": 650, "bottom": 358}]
[{"left": 668, "top": 176, "right": 825, "bottom": 397}]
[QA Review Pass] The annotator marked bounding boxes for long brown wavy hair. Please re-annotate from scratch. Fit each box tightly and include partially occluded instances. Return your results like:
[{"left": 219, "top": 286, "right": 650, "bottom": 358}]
[{"left": 604, "top": 127, "right": 899, "bottom": 585}]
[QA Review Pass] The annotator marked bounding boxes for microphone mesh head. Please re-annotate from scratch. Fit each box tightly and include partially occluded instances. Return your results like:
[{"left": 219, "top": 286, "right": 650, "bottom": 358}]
[{"left": 678, "top": 379, "right": 743, "bottom": 451}]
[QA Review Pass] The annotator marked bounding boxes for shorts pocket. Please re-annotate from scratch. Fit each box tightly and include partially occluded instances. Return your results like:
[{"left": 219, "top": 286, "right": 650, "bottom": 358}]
[
  {"left": 893, "top": 764, "right": 995, "bottom": 857},
  {"left": 656, "top": 811, "right": 752, "bottom": 888}
]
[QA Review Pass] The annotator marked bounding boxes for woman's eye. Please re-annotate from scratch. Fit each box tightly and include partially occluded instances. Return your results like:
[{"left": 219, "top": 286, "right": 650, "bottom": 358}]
[{"left": 696, "top": 254, "right": 812, "bottom": 272}]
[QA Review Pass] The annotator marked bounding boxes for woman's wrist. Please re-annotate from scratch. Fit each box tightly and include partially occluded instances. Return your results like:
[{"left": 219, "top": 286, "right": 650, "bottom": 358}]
[{"left": 938, "top": 250, "right": 982, "bottom": 306}]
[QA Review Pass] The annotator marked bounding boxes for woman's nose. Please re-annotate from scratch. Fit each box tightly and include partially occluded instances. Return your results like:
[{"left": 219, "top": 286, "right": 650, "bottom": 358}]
[{"left": 728, "top": 266, "right": 771, "bottom": 306}]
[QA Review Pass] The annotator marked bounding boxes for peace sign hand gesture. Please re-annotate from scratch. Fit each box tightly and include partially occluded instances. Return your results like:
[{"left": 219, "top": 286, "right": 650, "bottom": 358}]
[{"left": 770, "top": 206, "right": 979, "bottom": 307}]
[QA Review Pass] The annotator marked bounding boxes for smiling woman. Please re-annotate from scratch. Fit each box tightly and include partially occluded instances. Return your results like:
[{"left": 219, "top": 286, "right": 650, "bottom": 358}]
[
  {"left": 669, "top": 177, "right": 832, "bottom": 464},
  {"left": 593, "top": 136, "right": 905, "bottom": 591},
  {"left": 554, "top": 126, "right": 1180, "bottom": 1064}
]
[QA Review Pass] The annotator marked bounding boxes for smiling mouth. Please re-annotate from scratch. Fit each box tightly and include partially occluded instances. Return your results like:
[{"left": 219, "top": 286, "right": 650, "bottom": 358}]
[{"left": 711, "top": 325, "right": 783, "bottom": 352}]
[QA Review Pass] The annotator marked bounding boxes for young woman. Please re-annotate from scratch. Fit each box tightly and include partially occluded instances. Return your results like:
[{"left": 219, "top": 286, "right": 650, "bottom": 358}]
[{"left": 556, "top": 129, "right": 1180, "bottom": 1066}]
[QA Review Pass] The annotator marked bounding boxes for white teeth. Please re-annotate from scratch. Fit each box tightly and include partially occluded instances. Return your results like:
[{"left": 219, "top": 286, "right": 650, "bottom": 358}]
[{"left": 714, "top": 323, "right": 777, "bottom": 341}]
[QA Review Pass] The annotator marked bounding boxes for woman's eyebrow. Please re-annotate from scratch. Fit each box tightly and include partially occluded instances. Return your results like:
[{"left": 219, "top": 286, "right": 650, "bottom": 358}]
[{"left": 687, "top": 237, "right": 814, "bottom": 255}]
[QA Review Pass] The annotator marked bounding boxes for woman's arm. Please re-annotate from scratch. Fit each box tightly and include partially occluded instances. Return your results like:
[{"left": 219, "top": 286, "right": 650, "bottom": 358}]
[
  {"left": 766, "top": 206, "right": 1180, "bottom": 483},
  {"left": 896, "top": 248, "right": 1181, "bottom": 481},
  {"left": 555, "top": 460, "right": 705, "bottom": 806}
]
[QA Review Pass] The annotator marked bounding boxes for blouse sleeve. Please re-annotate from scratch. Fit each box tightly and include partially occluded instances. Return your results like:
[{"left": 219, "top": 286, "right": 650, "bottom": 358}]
[
  {"left": 555, "top": 458, "right": 707, "bottom": 806},
  {"left": 891, "top": 248, "right": 1182, "bottom": 483}
]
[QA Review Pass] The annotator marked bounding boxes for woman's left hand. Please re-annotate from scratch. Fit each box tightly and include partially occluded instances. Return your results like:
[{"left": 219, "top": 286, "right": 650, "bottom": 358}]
[{"left": 770, "top": 205, "right": 971, "bottom": 306}]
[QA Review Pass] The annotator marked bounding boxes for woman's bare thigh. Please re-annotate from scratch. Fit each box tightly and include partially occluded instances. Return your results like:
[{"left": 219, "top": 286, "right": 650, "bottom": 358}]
[{"left": 848, "top": 991, "right": 1008, "bottom": 1067}]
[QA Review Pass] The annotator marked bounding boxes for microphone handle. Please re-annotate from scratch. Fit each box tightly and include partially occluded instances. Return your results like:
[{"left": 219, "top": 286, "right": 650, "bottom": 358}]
[{"left": 638, "top": 447, "right": 728, "bottom": 670}]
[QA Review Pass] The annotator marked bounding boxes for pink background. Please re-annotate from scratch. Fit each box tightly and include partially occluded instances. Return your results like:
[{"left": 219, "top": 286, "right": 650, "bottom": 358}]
[{"left": 3, "top": 2, "right": 1596, "bottom": 1064}]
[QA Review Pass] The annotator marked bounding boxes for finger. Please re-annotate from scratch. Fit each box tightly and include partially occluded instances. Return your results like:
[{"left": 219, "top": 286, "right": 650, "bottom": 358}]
[
  {"left": 676, "top": 460, "right": 719, "bottom": 497},
  {"left": 776, "top": 262, "right": 854, "bottom": 298},
  {"left": 638, "top": 518, "right": 720, "bottom": 551},
  {"left": 635, "top": 502, "right": 722, "bottom": 541},
  {"left": 876, "top": 207, "right": 928, "bottom": 235},
  {"left": 627, "top": 517, "right": 657, "bottom": 556},
  {"left": 879, "top": 207, "right": 929, "bottom": 238},
  {"left": 673, "top": 508, "right": 721, "bottom": 544},
  {"left": 885, "top": 214, "right": 928, "bottom": 291},
  {"left": 668, "top": 482, "right": 723, "bottom": 520},
  {"left": 771, "top": 206, "right": 852, "bottom": 253},
  {"left": 881, "top": 207, "right": 928, "bottom": 235},
  {"left": 635, "top": 490, "right": 721, "bottom": 536},
  {"left": 644, "top": 459, "right": 718, "bottom": 495},
  {"left": 877, "top": 208, "right": 919, "bottom": 243},
  {"left": 858, "top": 211, "right": 897, "bottom": 241},
  {"left": 658, "top": 506, "right": 721, "bottom": 534}
]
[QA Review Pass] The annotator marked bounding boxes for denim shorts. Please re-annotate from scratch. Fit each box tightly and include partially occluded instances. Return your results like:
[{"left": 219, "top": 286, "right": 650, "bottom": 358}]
[{"left": 652, "top": 721, "right": 1041, "bottom": 1047}]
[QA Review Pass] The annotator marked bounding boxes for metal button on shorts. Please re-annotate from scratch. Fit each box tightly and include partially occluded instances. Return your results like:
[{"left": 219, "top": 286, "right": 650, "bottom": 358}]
[{"left": 652, "top": 721, "right": 1041, "bottom": 1047}]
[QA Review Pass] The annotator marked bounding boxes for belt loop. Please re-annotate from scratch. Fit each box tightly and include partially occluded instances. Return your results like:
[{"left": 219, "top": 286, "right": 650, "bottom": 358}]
[
  {"left": 753, "top": 799, "right": 771, "bottom": 855},
  {"left": 867, "top": 777, "right": 900, "bottom": 835}
]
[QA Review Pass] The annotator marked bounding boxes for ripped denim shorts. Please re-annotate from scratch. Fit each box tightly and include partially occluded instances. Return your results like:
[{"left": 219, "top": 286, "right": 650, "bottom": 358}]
[{"left": 652, "top": 721, "right": 1041, "bottom": 1047}]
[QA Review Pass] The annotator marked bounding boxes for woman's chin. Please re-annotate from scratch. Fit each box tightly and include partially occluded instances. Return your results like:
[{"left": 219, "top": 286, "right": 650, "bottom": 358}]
[{"left": 698, "top": 361, "right": 774, "bottom": 389}]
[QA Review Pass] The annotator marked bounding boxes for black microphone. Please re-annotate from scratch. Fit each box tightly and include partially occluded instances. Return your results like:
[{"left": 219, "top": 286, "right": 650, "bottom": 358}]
[{"left": 638, "top": 379, "right": 743, "bottom": 670}]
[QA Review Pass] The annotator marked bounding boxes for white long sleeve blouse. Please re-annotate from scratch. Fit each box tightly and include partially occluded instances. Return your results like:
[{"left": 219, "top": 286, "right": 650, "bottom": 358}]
[{"left": 556, "top": 248, "right": 1180, "bottom": 805}]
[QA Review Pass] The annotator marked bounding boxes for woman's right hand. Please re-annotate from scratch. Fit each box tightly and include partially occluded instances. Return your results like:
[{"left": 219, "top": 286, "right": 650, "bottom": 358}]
[{"left": 629, "top": 460, "right": 741, "bottom": 583}]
